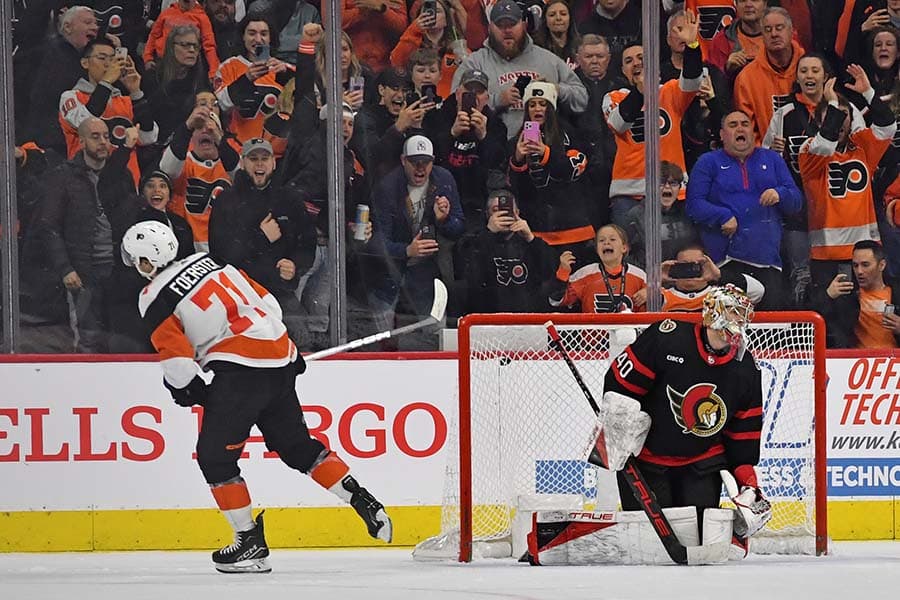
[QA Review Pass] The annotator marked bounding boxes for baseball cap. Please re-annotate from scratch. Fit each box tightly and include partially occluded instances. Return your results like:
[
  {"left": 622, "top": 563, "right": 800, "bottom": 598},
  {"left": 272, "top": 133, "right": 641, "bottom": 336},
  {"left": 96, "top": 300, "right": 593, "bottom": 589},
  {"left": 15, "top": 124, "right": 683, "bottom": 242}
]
[
  {"left": 403, "top": 135, "right": 434, "bottom": 159},
  {"left": 140, "top": 169, "right": 172, "bottom": 191},
  {"left": 522, "top": 81, "right": 558, "bottom": 109},
  {"left": 241, "top": 138, "right": 273, "bottom": 157},
  {"left": 319, "top": 102, "right": 357, "bottom": 121},
  {"left": 490, "top": 0, "right": 523, "bottom": 25},
  {"left": 458, "top": 68, "right": 489, "bottom": 90}
]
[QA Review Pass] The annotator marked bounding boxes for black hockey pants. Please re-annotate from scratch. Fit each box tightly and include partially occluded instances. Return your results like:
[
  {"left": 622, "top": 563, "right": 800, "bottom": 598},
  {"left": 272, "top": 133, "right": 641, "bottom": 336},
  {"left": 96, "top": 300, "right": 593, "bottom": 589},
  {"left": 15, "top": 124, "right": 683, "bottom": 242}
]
[{"left": 195, "top": 363, "right": 326, "bottom": 484}]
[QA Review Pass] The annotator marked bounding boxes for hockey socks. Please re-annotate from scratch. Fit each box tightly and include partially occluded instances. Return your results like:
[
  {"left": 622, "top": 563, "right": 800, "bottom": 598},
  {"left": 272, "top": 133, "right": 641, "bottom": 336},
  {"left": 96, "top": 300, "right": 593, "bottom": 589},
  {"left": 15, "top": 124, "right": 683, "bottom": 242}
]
[
  {"left": 310, "top": 451, "right": 393, "bottom": 543},
  {"left": 211, "top": 476, "right": 255, "bottom": 533}
]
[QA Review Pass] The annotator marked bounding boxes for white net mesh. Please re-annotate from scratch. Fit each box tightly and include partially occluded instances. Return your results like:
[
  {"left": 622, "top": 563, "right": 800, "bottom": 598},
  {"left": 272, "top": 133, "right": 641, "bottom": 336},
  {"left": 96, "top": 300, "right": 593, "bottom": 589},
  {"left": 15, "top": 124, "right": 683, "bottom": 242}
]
[{"left": 414, "top": 313, "right": 825, "bottom": 561}]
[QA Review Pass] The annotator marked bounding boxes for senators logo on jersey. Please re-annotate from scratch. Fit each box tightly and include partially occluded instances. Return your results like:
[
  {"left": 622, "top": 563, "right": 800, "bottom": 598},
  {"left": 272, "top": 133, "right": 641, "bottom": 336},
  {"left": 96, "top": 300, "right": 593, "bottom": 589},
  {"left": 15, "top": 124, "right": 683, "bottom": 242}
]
[
  {"left": 630, "top": 109, "right": 673, "bottom": 144},
  {"left": 667, "top": 383, "right": 727, "bottom": 437},
  {"left": 494, "top": 257, "right": 528, "bottom": 286},
  {"left": 186, "top": 177, "right": 231, "bottom": 215},
  {"left": 827, "top": 160, "right": 869, "bottom": 197}
]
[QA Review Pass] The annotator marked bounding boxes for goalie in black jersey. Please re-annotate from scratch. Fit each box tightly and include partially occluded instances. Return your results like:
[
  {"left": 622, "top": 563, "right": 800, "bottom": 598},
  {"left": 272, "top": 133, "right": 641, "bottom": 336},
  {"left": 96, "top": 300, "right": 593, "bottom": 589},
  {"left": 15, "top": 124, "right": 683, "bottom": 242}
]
[{"left": 602, "top": 284, "right": 772, "bottom": 555}]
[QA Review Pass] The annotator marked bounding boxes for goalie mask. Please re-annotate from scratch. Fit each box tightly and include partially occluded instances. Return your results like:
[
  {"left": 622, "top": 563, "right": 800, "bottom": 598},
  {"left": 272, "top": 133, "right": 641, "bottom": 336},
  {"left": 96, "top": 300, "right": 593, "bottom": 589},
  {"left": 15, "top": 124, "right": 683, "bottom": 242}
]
[
  {"left": 121, "top": 221, "right": 179, "bottom": 280},
  {"left": 702, "top": 284, "right": 754, "bottom": 345}
]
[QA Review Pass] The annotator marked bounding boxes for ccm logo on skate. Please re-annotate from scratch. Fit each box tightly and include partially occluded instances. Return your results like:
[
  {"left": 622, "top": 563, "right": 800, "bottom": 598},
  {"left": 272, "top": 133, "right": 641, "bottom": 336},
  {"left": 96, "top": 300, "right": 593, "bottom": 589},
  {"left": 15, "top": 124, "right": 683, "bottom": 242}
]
[
  {"left": 666, "top": 355, "right": 684, "bottom": 364},
  {"left": 191, "top": 402, "right": 448, "bottom": 460}
]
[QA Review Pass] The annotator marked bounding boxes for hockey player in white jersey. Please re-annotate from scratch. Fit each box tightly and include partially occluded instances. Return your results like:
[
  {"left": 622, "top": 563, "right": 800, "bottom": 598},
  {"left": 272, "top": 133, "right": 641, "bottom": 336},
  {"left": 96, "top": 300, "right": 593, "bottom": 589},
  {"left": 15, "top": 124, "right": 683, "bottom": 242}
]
[{"left": 121, "top": 221, "right": 392, "bottom": 573}]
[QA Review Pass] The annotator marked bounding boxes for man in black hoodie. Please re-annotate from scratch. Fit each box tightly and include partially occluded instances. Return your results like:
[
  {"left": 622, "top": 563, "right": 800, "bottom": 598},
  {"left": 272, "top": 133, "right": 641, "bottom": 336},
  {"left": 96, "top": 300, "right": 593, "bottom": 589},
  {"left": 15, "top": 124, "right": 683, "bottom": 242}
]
[{"left": 208, "top": 138, "right": 317, "bottom": 346}]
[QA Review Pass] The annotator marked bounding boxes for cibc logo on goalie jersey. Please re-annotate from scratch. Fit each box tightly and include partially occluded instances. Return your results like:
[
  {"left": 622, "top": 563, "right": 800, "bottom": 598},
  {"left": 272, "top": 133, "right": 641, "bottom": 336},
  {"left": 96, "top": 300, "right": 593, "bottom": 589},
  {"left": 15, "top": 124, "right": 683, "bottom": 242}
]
[{"left": 666, "top": 383, "right": 727, "bottom": 437}]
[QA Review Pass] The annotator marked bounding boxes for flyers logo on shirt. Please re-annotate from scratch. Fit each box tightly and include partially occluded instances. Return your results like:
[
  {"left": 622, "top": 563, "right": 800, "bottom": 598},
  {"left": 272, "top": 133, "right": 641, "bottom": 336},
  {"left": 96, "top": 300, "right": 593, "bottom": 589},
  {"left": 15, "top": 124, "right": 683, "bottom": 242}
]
[
  {"left": 787, "top": 135, "right": 808, "bottom": 173},
  {"left": 104, "top": 115, "right": 134, "bottom": 148},
  {"left": 772, "top": 94, "right": 792, "bottom": 113},
  {"left": 697, "top": 5, "right": 735, "bottom": 40},
  {"left": 493, "top": 257, "right": 528, "bottom": 286},
  {"left": 630, "top": 109, "right": 673, "bottom": 143},
  {"left": 185, "top": 178, "right": 231, "bottom": 214},
  {"left": 667, "top": 383, "right": 727, "bottom": 437},
  {"left": 827, "top": 160, "right": 869, "bottom": 198}
]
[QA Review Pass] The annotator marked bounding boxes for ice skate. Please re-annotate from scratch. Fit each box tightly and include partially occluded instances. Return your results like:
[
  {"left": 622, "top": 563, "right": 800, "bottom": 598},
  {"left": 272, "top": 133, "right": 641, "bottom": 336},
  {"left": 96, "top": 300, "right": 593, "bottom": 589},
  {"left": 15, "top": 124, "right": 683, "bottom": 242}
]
[
  {"left": 212, "top": 511, "right": 271, "bottom": 573},
  {"left": 344, "top": 476, "right": 393, "bottom": 542}
]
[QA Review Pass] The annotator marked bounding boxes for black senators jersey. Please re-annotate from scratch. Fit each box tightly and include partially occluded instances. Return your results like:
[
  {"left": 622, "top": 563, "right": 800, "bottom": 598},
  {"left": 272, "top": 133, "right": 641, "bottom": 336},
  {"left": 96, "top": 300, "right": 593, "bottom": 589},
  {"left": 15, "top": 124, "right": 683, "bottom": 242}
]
[{"left": 603, "top": 318, "right": 762, "bottom": 473}]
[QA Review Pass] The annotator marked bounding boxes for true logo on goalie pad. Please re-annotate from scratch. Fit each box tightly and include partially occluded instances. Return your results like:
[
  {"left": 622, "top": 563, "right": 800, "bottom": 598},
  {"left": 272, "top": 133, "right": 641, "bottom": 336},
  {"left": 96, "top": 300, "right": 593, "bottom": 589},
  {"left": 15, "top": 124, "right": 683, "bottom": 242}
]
[{"left": 667, "top": 383, "right": 727, "bottom": 437}]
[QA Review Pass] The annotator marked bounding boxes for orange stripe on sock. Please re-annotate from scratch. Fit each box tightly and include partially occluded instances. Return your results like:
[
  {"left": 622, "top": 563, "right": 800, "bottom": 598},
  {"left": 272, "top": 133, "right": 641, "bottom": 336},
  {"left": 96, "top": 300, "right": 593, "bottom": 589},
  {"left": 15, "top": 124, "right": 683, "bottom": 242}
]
[
  {"left": 211, "top": 481, "right": 252, "bottom": 511},
  {"left": 310, "top": 452, "right": 350, "bottom": 489}
]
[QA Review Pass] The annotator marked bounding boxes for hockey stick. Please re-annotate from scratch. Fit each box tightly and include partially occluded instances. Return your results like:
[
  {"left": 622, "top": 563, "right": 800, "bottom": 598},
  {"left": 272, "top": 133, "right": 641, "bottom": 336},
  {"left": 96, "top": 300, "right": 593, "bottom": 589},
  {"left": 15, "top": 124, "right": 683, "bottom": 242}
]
[
  {"left": 544, "top": 320, "right": 727, "bottom": 566},
  {"left": 304, "top": 279, "right": 448, "bottom": 361}
]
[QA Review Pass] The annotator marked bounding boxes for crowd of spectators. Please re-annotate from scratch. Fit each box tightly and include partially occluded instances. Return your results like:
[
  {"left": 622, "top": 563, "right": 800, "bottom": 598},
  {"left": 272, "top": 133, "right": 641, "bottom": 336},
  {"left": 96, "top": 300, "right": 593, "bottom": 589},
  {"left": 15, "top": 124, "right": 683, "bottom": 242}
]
[{"left": 10, "top": 0, "right": 900, "bottom": 352}]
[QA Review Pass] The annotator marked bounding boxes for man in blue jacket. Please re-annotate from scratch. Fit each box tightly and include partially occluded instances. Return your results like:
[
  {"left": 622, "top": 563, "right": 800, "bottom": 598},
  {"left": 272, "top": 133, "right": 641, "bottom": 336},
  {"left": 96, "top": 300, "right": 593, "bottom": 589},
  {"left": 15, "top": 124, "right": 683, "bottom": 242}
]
[
  {"left": 686, "top": 110, "right": 802, "bottom": 310},
  {"left": 370, "top": 135, "right": 465, "bottom": 349}
]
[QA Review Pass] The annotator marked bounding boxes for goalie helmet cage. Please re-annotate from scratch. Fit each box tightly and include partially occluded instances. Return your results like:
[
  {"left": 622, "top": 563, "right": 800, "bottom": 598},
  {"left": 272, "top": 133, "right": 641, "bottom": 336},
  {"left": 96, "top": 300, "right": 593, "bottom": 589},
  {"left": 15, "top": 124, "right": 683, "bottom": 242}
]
[{"left": 439, "top": 312, "right": 827, "bottom": 562}]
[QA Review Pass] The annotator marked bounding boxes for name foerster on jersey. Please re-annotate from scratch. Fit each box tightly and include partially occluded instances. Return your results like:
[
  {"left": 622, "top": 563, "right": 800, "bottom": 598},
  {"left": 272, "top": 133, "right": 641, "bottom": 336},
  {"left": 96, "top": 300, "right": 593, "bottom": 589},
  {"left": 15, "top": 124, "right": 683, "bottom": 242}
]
[
  {"left": 167, "top": 255, "right": 224, "bottom": 297},
  {"left": 667, "top": 383, "right": 727, "bottom": 437},
  {"left": 493, "top": 257, "right": 528, "bottom": 286}
]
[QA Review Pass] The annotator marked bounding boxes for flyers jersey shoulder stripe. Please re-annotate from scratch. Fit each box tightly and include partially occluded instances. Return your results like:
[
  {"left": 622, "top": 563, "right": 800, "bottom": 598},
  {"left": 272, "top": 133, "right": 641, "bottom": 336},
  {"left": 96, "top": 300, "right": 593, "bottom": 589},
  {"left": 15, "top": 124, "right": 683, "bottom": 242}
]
[{"left": 140, "top": 253, "right": 295, "bottom": 385}]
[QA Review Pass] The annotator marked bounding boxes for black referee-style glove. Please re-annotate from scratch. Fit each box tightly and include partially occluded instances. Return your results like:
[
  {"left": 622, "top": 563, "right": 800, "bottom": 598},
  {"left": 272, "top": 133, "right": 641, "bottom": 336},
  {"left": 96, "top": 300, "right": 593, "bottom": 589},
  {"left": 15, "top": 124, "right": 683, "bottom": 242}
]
[{"left": 164, "top": 375, "right": 209, "bottom": 407}]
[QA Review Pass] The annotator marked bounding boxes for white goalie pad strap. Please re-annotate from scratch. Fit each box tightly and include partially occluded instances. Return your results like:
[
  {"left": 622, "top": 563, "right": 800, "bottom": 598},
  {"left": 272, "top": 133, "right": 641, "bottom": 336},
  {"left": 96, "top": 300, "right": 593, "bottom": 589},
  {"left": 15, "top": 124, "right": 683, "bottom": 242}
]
[
  {"left": 583, "top": 392, "right": 650, "bottom": 471},
  {"left": 529, "top": 507, "right": 700, "bottom": 566}
]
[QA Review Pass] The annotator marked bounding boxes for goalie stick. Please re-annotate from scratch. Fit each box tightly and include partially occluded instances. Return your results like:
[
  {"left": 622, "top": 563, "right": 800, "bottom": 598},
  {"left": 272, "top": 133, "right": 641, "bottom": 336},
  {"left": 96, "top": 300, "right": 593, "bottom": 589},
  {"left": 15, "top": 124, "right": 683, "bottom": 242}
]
[
  {"left": 544, "top": 320, "right": 729, "bottom": 566},
  {"left": 304, "top": 279, "right": 448, "bottom": 361}
]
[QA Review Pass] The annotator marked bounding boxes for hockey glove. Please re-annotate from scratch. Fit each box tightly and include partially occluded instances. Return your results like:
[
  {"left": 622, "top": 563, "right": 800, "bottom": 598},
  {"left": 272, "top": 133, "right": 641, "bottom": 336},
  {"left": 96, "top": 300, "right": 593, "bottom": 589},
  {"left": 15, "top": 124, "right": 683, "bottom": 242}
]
[
  {"left": 164, "top": 375, "right": 208, "bottom": 407},
  {"left": 731, "top": 486, "right": 772, "bottom": 538}
]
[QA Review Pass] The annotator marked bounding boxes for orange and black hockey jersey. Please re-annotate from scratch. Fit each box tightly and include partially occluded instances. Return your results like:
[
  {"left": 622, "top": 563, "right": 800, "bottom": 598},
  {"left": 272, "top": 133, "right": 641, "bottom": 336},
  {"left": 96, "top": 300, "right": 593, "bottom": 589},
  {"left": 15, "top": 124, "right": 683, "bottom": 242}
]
[
  {"left": 604, "top": 318, "right": 762, "bottom": 478},
  {"left": 139, "top": 252, "right": 297, "bottom": 389},
  {"left": 685, "top": 0, "right": 735, "bottom": 59},
  {"left": 59, "top": 78, "right": 159, "bottom": 186},
  {"left": 215, "top": 57, "right": 296, "bottom": 143},
  {"left": 159, "top": 133, "right": 238, "bottom": 251},
  {"left": 551, "top": 262, "right": 647, "bottom": 313},
  {"left": 799, "top": 97, "right": 896, "bottom": 261},
  {"left": 603, "top": 47, "right": 701, "bottom": 198}
]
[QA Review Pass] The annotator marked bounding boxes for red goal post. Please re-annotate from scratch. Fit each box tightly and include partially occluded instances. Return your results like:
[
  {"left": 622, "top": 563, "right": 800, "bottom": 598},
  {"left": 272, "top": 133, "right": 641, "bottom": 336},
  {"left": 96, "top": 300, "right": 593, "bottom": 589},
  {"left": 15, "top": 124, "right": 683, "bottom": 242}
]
[{"left": 448, "top": 311, "right": 828, "bottom": 562}]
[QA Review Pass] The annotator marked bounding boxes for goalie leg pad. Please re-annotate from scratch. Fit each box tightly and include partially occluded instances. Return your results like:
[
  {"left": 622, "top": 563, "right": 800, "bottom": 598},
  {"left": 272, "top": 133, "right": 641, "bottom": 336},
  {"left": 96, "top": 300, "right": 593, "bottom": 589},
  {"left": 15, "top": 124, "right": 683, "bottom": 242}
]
[
  {"left": 528, "top": 507, "right": 699, "bottom": 566},
  {"left": 584, "top": 392, "right": 651, "bottom": 471},
  {"left": 701, "top": 508, "right": 733, "bottom": 565}
]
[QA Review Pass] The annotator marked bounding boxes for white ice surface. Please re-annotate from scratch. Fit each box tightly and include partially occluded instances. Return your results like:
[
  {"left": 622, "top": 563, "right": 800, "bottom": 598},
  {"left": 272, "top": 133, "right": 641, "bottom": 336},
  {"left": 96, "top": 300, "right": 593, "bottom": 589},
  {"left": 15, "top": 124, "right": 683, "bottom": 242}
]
[{"left": 1, "top": 541, "right": 899, "bottom": 600}]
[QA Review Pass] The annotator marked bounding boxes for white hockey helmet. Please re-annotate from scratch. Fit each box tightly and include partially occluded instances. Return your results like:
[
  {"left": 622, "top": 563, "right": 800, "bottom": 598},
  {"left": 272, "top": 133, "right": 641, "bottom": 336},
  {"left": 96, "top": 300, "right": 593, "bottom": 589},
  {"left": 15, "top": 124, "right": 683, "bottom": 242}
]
[
  {"left": 702, "top": 284, "right": 754, "bottom": 343},
  {"left": 121, "top": 221, "right": 179, "bottom": 280}
]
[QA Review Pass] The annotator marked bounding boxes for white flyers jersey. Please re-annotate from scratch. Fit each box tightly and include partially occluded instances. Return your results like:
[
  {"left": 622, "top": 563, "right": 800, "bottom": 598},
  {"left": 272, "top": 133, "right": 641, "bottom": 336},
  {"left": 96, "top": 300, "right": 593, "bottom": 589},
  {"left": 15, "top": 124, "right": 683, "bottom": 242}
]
[{"left": 138, "top": 252, "right": 297, "bottom": 388}]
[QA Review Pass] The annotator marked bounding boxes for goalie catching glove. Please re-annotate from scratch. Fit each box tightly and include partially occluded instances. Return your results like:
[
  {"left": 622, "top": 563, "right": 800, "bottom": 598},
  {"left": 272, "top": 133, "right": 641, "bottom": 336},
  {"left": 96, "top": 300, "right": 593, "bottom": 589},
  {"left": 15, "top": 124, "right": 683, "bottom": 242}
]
[
  {"left": 723, "top": 467, "right": 772, "bottom": 538},
  {"left": 164, "top": 375, "right": 208, "bottom": 407},
  {"left": 583, "top": 391, "right": 650, "bottom": 471}
]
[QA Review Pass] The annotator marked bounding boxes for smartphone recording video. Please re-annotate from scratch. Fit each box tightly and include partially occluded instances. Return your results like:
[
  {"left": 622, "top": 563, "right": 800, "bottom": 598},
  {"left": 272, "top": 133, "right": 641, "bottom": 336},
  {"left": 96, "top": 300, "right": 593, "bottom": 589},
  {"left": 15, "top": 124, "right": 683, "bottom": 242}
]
[
  {"left": 668, "top": 261, "right": 703, "bottom": 279},
  {"left": 461, "top": 91, "right": 476, "bottom": 113},
  {"left": 254, "top": 44, "right": 271, "bottom": 63}
]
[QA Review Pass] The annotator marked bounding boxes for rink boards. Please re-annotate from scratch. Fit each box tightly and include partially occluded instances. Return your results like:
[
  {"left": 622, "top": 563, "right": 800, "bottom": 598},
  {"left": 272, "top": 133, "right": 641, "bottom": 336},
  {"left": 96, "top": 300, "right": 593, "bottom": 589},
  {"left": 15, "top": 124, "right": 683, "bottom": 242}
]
[{"left": 0, "top": 353, "right": 898, "bottom": 551}]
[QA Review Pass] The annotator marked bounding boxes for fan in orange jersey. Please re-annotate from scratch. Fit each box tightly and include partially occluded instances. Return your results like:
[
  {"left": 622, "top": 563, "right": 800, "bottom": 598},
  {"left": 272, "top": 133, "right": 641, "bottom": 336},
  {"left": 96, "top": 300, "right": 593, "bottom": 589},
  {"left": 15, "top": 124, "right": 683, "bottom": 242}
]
[
  {"left": 550, "top": 224, "right": 647, "bottom": 313},
  {"left": 603, "top": 9, "right": 702, "bottom": 227},
  {"left": 121, "top": 221, "right": 392, "bottom": 574},
  {"left": 685, "top": 0, "right": 735, "bottom": 59},
  {"left": 59, "top": 38, "right": 158, "bottom": 187},
  {"left": 733, "top": 7, "right": 804, "bottom": 143},
  {"left": 661, "top": 244, "right": 765, "bottom": 312},
  {"left": 160, "top": 92, "right": 239, "bottom": 251},
  {"left": 214, "top": 17, "right": 295, "bottom": 143},
  {"left": 799, "top": 68, "right": 896, "bottom": 292}
]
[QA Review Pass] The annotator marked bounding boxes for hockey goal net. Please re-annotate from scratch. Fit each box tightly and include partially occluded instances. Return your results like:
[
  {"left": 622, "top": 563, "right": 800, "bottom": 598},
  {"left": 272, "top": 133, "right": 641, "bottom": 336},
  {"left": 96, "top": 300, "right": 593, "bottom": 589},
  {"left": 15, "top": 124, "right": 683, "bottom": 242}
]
[{"left": 415, "top": 312, "right": 827, "bottom": 561}]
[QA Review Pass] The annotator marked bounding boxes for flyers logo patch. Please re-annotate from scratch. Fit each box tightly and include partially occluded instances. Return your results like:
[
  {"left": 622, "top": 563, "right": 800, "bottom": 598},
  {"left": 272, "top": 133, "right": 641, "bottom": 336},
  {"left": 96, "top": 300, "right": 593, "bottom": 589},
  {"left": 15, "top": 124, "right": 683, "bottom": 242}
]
[
  {"left": 186, "top": 177, "right": 231, "bottom": 214},
  {"left": 493, "top": 257, "right": 528, "bottom": 286},
  {"left": 104, "top": 115, "right": 134, "bottom": 148},
  {"left": 593, "top": 294, "right": 633, "bottom": 313},
  {"left": 786, "top": 135, "right": 808, "bottom": 174},
  {"left": 827, "top": 160, "right": 868, "bottom": 198},
  {"left": 566, "top": 149, "right": 588, "bottom": 179},
  {"left": 667, "top": 383, "right": 727, "bottom": 437},
  {"left": 630, "top": 109, "right": 673, "bottom": 143},
  {"left": 772, "top": 94, "right": 792, "bottom": 113},
  {"left": 697, "top": 5, "right": 735, "bottom": 40}
]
